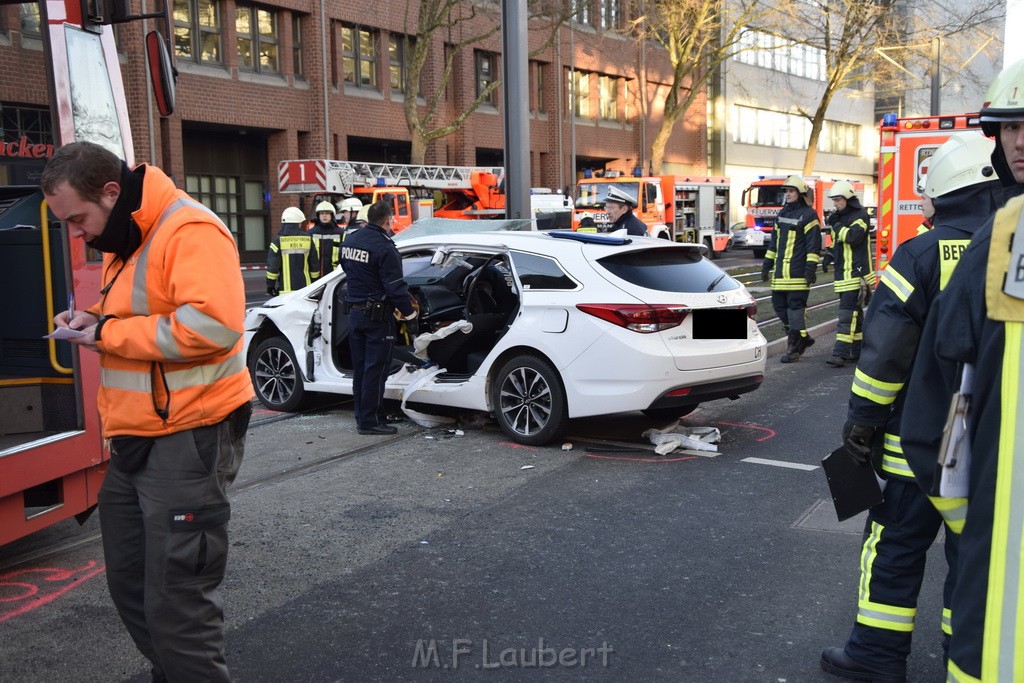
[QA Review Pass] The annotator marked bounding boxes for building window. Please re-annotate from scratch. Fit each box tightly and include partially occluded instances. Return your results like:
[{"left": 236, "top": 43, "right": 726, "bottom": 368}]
[
  {"left": 342, "top": 24, "right": 378, "bottom": 88},
  {"left": 292, "top": 14, "right": 304, "bottom": 77},
  {"left": 236, "top": 6, "right": 279, "bottom": 73},
  {"left": 173, "top": 0, "right": 222, "bottom": 65},
  {"left": 569, "top": 70, "right": 590, "bottom": 118},
  {"left": 599, "top": 0, "right": 620, "bottom": 30},
  {"left": 530, "top": 61, "right": 547, "bottom": 113},
  {"left": 598, "top": 75, "right": 617, "bottom": 120},
  {"left": 731, "top": 104, "right": 861, "bottom": 156},
  {"left": 185, "top": 175, "right": 268, "bottom": 252},
  {"left": 735, "top": 28, "right": 826, "bottom": 82},
  {"left": 820, "top": 120, "right": 860, "bottom": 156},
  {"left": 19, "top": 3, "right": 40, "bottom": 37},
  {"left": 573, "top": 0, "right": 592, "bottom": 26},
  {"left": 475, "top": 51, "right": 497, "bottom": 105},
  {"left": 389, "top": 34, "right": 415, "bottom": 94}
]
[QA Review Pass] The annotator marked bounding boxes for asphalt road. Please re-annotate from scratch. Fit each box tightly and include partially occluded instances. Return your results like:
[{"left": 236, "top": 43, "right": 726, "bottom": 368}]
[{"left": 0, "top": 332, "right": 950, "bottom": 682}]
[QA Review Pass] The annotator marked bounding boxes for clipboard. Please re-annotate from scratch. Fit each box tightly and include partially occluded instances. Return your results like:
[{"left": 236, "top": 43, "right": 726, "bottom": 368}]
[{"left": 821, "top": 446, "right": 885, "bottom": 521}]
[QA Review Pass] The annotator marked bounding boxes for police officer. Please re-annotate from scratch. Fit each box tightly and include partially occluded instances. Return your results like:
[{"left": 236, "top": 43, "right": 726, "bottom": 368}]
[
  {"left": 267, "top": 206, "right": 318, "bottom": 296},
  {"left": 604, "top": 186, "right": 647, "bottom": 236},
  {"left": 340, "top": 201, "right": 416, "bottom": 435},
  {"left": 820, "top": 132, "right": 1003, "bottom": 682},
  {"left": 310, "top": 200, "right": 344, "bottom": 276},
  {"left": 900, "top": 59, "right": 1024, "bottom": 683},
  {"left": 760, "top": 175, "right": 821, "bottom": 362},
  {"left": 825, "top": 181, "right": 875, "bottom": 367}
]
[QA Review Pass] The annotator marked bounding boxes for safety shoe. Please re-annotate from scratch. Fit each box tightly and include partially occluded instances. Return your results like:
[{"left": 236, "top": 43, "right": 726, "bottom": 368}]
[
  {"left": 780, "top": 350, "right": 802, "bottom": 363},
  {"left": 826, "top": 355, "right": 847, "bottom": 367},
  {"left": 358, "top": 425, "right": 398, "bottom": 435},
  {"left": 820, "top": 647, "right": 906, "bottom": 683}
]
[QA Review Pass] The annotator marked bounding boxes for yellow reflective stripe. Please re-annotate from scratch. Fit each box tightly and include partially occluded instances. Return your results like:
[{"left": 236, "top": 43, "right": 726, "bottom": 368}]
[
  {"left": 942, "top": 607, "right": 953, "bottom": 636},
  {"left": 165, "top": 352, "right": 245, "bottom": 391},
  {"left": 267, "top": 273, "right": 280, "bottom": 281},
  {"left": 269, "top": 243, "right": 280, "bottom": 253},
  {"left": 765, "top": 249, "right": 777, "bottom": 259},
  {"left": 884, "top": 432, "right": 902, "bottom": 453},
  {"left": 983, "top": 321, "right": 1024, "bottom": 680},
  {"left": 929, "top": 495, "right": 967, "bottom": 534},
  {"left": 948, "top": 658, "right": 982, "bottom": 682},
  {"left": 881, "top": 454, "right": 913, "bottom": 478},
  {"left": 938, "top": 239, "right": 970, "bottom": 290},
  {"left": 857, "top": 599, "right": 917, "bottom": 632},
  {"left": 859, "top": 521, "right": 883, "bottom": 603},
  {"left": 176, "top": 305, "right": 242, "bottom": 350},
  {"left": 101, "top": 367, "right": 152, "bottom": 392},
  {"left": 880, "top": 265, "right": 914, "bottom": 302},
  {"left": 851, "top": 368, "right": 902, "bottom": 404}
]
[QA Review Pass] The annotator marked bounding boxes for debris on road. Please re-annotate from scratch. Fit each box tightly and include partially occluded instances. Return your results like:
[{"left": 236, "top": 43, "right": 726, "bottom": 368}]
[{"left": 643, "top": 421, "right": 721, "bottom": 455}]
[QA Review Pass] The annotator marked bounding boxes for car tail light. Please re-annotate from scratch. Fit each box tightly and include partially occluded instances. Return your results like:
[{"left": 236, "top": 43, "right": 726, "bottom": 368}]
[
  {"left": 576, "top": 304, "right": 689, "bottom": 333},
  {"left": 665, "top": 387, "right": 692, "bottom": 397}
]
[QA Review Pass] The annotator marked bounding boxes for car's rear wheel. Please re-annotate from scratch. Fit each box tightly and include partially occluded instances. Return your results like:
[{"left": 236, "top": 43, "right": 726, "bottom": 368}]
[
  {"left": 492, "top": 354, "right": 568, "bottom": 446},
  {"left": 642, "top": 404, "right": 699, "bottom": 420},
  {"left": 704, "top": 237, "right": 718, "bottom": 260},
  {"left": 251, "top": 336, "right": 308, "bottom": 412}
]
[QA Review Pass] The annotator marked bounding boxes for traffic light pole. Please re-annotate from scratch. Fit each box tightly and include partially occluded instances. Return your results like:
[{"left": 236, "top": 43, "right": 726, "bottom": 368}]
[{"left": 501, "top": 0, "right": 530, "bottom": 219}]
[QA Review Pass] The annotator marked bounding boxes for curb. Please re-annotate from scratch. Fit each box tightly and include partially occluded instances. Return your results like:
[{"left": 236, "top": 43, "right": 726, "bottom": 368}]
[{"left": 766, "top": 318, "right": 838, "bottom": 357}]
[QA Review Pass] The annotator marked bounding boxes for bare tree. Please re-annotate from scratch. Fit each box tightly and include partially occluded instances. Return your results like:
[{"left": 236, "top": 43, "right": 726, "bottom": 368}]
[{"left": 399, "top": 0, "right": 572, "bottom": 164}]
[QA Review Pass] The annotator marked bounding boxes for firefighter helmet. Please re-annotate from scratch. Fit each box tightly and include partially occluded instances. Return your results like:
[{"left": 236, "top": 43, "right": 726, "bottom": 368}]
[
  {"left": 921, "top": 132, "right": 996, "bottom": 198},
  {"left": 828, "top": 181, "right": 856, "bottom": 200},
  {"left": 315, "top": 200, "right": 335, "bottom": 214},
  {"left": 338, "top": 197, "right": 363, "bottom": 212},
  {"left": 356, "top": 204, "right": 371, "bottom": 223},
  {"left": 281, "top": 206, "right": 306, "bottom": 224},
  {"left": 604, "top": 186, "right": 637, "bottom": 207},
  {"left": 781, "top": 175, "right": 808, "bottom": 194},
  {"left": 979, "top": 58, "right": 1024, "bottom": 137}
]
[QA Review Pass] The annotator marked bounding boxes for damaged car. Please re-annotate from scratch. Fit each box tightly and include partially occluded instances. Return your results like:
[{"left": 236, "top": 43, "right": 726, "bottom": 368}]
[{"left": 243, "top": 220, "right": 768, "bottom": 445}]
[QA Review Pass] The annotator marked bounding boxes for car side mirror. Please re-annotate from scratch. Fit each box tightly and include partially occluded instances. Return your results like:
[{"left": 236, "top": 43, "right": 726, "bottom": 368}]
[{"left": 146, "top": 30, "right": 176, "bottom": 117}]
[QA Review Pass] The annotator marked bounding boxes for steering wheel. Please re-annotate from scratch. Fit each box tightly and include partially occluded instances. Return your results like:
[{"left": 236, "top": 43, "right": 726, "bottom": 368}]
[{"left": 462, "top": 255, "right": 503, "bottom": 318}]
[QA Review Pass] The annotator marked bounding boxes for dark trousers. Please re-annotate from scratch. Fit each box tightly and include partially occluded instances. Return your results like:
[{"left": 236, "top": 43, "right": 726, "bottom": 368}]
[
  {"left": 844, "top": 478, "right": 958, "bottom": 674},
  {"left": 771, "top": 290, "right": 809, "bottom": 336},
  {"left": 98, "top": 416, "right": 246, "bottom": 682},
  {"left": 348, "top": 308, "right": 395, "bottom": 429},
  {"left": 833, "top": 289, "right": 865, "bottom": 359}
]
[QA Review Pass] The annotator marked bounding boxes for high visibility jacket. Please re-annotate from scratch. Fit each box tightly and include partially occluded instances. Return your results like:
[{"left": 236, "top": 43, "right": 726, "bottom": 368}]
[
  {"left": 309, "top": 220, "right": 344, "bottom": 275},
  {"left": 827, "top": 202, "right": 875, "bottom": 292},
  {"left": 267, "top": 223, "right": 318, "bottom": 292},
  {"left": 901, "top": 188, "right": 1024, "bottom": 681},
  {"left": 848, "top": 181, "right": 1001, "bottom": 486},
  {"left": 765, "top": 200, "right": 820, "bottom": 291},
  {"left": 85, "top": 165, "right": 253, "bottom": 437}
]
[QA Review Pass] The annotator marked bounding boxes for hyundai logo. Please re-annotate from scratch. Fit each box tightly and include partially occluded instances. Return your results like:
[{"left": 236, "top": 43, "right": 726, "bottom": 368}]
[{"left": 717, "top": 294, "right": 729, "bottom": 304}]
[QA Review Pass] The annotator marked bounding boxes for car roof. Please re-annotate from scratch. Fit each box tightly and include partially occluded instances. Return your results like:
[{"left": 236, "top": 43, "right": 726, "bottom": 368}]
[{"left": 397, "top": 229, "right": 703, "bottom": 255}]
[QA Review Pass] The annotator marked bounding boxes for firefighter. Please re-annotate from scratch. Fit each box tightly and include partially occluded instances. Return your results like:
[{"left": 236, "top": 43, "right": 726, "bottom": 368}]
[
  {"left": 266, "top": 206, "right": 318, "bottom": 296},
  {"left": 337, "top": 196, "right": 364, "bottom": 234},
  {"left": 820, "top": 132, "right": 1003, "bottom": 682},
  {"left": 604, "top": 186, "right": 647, "bottom": 236},
  {"left": 825, "top": 181, "right": 875, "bottom": 367},
  {"left": 577, "top": 211, "right": 597, "bottom": 233},
  {"left": 760, "top": 175, "right": 821, "bottom": 362},
  {"left": 900, "top": 59, "right": 1024, "bottom": 683},
  {"left": 310, "top": 200, "right": 344, "bottom": 276}
]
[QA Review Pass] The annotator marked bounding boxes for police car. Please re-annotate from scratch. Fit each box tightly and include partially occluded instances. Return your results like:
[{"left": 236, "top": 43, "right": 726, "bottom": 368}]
[{"left": 243, "top": 219, "right": 767, "bottom": 445}]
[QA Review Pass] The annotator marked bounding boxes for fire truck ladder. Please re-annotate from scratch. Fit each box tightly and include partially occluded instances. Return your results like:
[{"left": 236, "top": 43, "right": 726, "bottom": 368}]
[{"left": 278, "top": 159, "right": 505, "bottom": 194}]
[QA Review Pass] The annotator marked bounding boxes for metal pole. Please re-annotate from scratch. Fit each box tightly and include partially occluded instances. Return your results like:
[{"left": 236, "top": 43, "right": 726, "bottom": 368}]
[
  {"left": 930, "top": 36, "right": 941, "bottom": 116},
  {"left": 569, "top": 20, "right": 576, "bottom": 187},
  {"left": 501, "top": 0, "right": 530, "bottom": 218},
  {"left": 321, "top": 0, "right": 330, "bottom": 156},
  {"left": 639, "top": 0, "right": 645, "bottom": 174}
]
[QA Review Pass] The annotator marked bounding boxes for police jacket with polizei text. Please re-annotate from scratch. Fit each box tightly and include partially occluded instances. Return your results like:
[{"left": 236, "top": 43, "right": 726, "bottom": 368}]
[
  {"left": 847, "top": 181, "right": 1003, "bottom": 482},
  {"left": 827, "top": 200, "right": 875, "bottom": 292},
  {"left": 309, "top": 220, "right": 344, "bottom": 275},
  {"left": 339, "top": 222, "right": 415, "bottom": 317},
  {"left": 613, "top": 210, "right": 647, "bottom": 236},
  {"left": 267, "top": 223, "right": 319, "bottom": 292},
  {"left": 84, "top": 165, "right": 254, "bottom": 437},
  {"left": 764, "top": 199, "right": 820, "bottom": 290}
]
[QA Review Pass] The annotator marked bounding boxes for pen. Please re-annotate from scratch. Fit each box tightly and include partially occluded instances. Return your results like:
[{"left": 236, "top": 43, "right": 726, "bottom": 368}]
[{"left": 67, "top": 292, "right": 74, "bottom": 327}]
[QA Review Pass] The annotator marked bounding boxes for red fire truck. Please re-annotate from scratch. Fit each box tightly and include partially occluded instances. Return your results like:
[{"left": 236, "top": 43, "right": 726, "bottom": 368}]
[
  {"left": 0, "top": 0, "right": 175, "bottom": 546},
  {"left": 875, "top": 112, "right": 984, "bottom": 272}
]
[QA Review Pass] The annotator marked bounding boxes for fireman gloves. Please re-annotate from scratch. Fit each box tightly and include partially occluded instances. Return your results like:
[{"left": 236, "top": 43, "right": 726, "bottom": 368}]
[
  {"left": 842, "top": 421, "right": 877, "bottom": 465},
  {"left": 760, "top": 261, "right": 772, "bottom": 282},
  {"left": 266, "top": 280, "right": 279, "bottom": 296},
  {"left": 805, "top": 263, "right": 817, "bottom": 285}
]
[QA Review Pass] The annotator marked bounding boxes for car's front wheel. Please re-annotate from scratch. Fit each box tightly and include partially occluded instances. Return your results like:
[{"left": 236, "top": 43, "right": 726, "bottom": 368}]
[
  {"left": 642, "top": 404, "right": 699, "bottom": 421},
  {"left": 251, "top": 336, "right": 308, "bottom": 412},
  {"left": 492, "top": 354, "right": 568, "bottom": 446}
]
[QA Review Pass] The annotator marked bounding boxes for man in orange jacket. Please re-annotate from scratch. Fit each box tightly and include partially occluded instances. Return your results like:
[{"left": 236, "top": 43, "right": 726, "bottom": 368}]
[{"left": 43, "top": 141, "right": 253, "bottom": 683}]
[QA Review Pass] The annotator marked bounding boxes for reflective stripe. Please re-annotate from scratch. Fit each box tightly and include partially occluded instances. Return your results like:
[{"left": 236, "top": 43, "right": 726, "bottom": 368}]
[
  {"left": 942, "top": 607, "right": 952, "bottom": 636},
  {"left": 884, "top": 432, "right": 902, "bottom": 453},
  {"left": 851, "top": 368, "right": 902, "bottom": 405},
  {"left": 165, "top": 352, "right": 245, "bottom": 391},
  {"left": 857, "top": 600, "right": 916, "bottom": 632},
  {"left": 880, "top": 266, "right": 914, "bottom": 302},
  {"left": 929, "top": 495, "right": 967, "bottom": 534},
  {"left": 983, "top": 321, "right": 1024, "bottom": 680},
  {"left": 156, "top": 316, "right": 180, "bottom": 359},
  {"left": 100, "top": 367, "right": 152, "bottom": 392},
  {"left": 881, "top": 454, "right": 913, "bottom": 478},
  {"left": 269, "top": 243, "right": 280, "bottom": 253},
  {"left": 948, "top": 659, "right": 982, "bottom": 682},
  {"left": 176, "top": 304, "right": 242, "bottom": 350}
]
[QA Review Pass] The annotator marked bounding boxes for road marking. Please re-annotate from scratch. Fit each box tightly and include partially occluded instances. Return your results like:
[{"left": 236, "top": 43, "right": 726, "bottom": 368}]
[{"left": 741, "top": 457, "right": 818, "bottom": 471}]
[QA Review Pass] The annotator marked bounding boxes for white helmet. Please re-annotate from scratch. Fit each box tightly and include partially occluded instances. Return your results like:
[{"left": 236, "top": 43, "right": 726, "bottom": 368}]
[
  {"left": 281, "top": 206, "right": 306, "bottom": 224},
  {"left": 605, "top": 186, "right": 637, "bottom": 207},
  {"left": 781, "top": 175, "right": 808, "bottom": 194},
  {"left": 979, "top": 58, "right": 1024, "bottom": 137},
  {"left": 921, "top": 132, "right": 996, "bottom": 198},
  {"left": 315, "top": 200, "right": 335, "bottom": 214},
  {"left": 338, "top": 197, "right": 363, "bottom": 212},
  {"left": 828, "top": 180, "right": 856, "bottom": 200}
]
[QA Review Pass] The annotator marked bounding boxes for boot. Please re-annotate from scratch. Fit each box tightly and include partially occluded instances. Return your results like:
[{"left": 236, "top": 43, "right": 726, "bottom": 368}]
[
  {"left": 820, "top": 646, "right": 906, "bottom": 683},
  {"left": 798, "top": 333, "right": 814, "bottom": 353},
  {"left": 780, "top": 331, "right": 802, "bottom": 363},
  {"left": 826, "top": 355, "right": 846, "bottom": 367}
]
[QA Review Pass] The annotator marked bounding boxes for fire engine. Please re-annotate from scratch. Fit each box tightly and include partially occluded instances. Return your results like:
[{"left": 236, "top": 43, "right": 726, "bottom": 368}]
[
  {"left": 740, "top": 176, "right": 863, "bottom": 259},
  {"left": 277, "top": 159, "right": 572, "bottom": 232},
  {"left": 573, "top": 172, "right": 732, "bottom": 258},
  {"left": 0, "top": 0, "right": 176, "bottom": 545},
  {"left": 875, "top": 112, "right": 983, "bottom": 272}
]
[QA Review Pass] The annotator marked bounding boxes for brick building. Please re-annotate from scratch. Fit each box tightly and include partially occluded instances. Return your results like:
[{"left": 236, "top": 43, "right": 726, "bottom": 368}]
[{"left": 0, "top": 0, "right": 707, "bottom": 263}]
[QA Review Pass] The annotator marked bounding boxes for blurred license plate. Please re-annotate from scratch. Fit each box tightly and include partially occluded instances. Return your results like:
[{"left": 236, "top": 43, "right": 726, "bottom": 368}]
[
  {"left": 693, "top": 309, "right": 747, "bottom": 339},
  {"left": 749, "top": 231, "right": 765, "bottom": 245}
]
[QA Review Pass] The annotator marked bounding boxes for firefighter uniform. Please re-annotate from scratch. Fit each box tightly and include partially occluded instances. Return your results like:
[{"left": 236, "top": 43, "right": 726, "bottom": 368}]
[
  {"left": 762, "top": 179, "right": 820, "bottom": 362},
  {"left": 822, "top": 134, "right": 1004, "bottom": 681},
  {"left": 267, "top": 207, "right": 318, "bottom": 295},
  {"left": 340, "top": 213, "right": 415, "bottom": 434},
  {"left": 309, "top": 217, "right": 344, "bottom": 276},
  {"left": 826, "top": 192, "right": 875, "bottom": 364}
]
